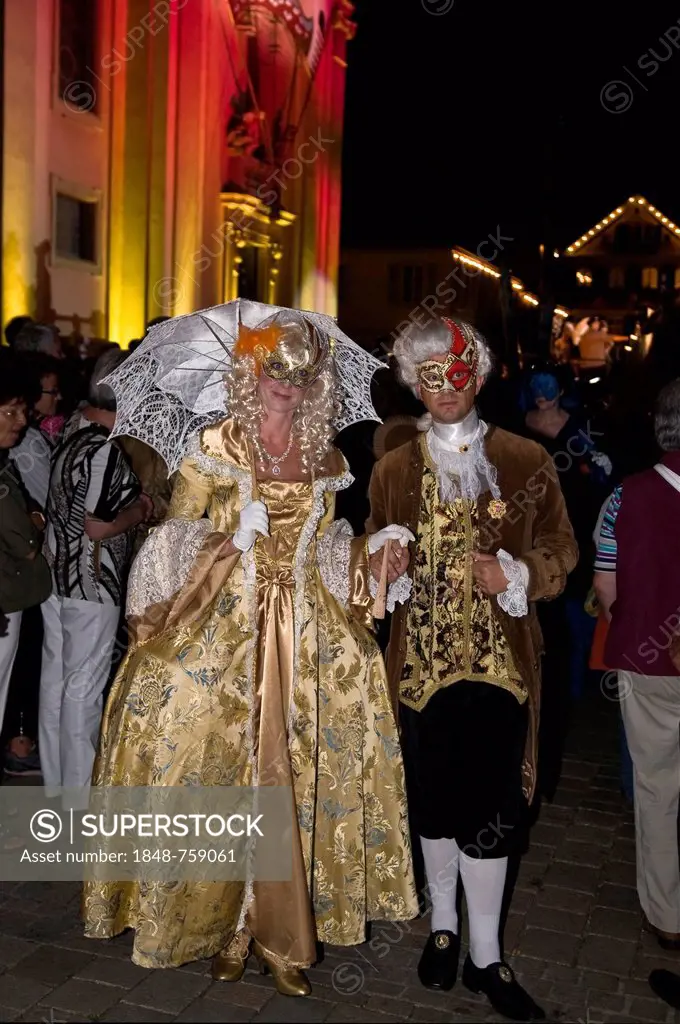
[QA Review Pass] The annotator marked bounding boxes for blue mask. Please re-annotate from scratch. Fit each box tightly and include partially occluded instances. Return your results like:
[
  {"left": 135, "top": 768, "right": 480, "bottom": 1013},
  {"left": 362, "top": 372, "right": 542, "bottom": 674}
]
[{"left": 530, "top": 373, "right": 560, "bottom": 402}]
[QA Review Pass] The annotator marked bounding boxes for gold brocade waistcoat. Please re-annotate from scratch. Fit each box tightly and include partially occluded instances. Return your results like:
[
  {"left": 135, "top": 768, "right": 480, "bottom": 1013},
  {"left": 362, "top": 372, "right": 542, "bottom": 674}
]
[{"left": 400, "top": 462, "right": 526, "bottom": 711}]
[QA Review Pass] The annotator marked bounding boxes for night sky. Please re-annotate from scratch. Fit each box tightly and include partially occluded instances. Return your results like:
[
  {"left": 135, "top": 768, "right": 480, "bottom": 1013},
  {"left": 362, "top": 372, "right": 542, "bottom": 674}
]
[{"left": 342, "top": 0, "right": 680, "bottom": 283}]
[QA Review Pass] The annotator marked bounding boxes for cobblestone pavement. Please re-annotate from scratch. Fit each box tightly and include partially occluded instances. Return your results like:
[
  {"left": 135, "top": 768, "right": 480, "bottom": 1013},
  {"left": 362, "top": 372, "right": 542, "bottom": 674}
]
[{"left": 1, "top": 696, "right": 679, "bottom": 1024}]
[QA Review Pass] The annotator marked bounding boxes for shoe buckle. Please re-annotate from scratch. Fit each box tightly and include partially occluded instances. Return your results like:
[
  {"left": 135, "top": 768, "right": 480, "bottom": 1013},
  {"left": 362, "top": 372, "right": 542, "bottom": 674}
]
[
  {"left": 498, "top": 964, "right": 513, "bottom": 983},
  {"left": 434, "top": 933, "right": 450, "bottom": 950}
]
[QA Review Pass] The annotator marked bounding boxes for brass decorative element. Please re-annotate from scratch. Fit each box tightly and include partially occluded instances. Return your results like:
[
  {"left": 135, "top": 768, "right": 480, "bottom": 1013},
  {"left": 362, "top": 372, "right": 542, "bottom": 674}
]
[
  {"left": 434, "top": 933, "right": 450, "bottom": 949},
  {"left": 498, "top": 965, "right": 513, "bottom": 983},
  {"left": 488, "top": 498, "right": 507, "bottom": 520}
]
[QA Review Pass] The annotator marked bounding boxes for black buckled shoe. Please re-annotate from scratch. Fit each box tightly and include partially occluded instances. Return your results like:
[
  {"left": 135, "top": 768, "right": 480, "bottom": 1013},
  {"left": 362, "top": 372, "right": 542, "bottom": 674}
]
[
  {"left": 649, "top": 969, "right": 680, "bottom": 1010},
  {"left": 462, "top": 955, "right": 546, "bottom": 1021},
  {"left": 417, "top": 930, "right": 460, "bottom": 991}
]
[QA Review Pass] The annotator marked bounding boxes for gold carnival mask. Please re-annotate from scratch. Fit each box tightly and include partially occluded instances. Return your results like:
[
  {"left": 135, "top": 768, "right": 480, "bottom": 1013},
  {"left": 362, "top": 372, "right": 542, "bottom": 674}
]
[
  {"left": 236, "top": 313, "right": 329, "bottom": 389},
  {"left": 416, "top": 318, "right": 479, "bottom": 394}
]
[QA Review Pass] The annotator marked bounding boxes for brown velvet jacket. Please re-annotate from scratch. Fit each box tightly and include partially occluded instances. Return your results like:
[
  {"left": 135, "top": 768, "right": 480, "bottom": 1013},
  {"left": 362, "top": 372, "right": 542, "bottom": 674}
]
[{"left": 366, "top": 424, "right": 578, "bottom": 801}]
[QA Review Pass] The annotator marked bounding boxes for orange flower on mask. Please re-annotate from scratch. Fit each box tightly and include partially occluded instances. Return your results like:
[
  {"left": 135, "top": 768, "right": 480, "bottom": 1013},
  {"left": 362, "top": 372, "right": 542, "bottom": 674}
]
[{"left": 234, "top": 324, "right": 283, "bottom": 366}]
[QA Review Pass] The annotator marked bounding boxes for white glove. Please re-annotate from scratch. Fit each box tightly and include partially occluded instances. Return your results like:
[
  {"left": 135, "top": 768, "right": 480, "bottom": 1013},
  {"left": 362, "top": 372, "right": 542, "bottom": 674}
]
[
  {"left": 367, "top": 524, "right": 415, "bottom": 555},
  {"left": 591, "top": 450, "right": 613, "bottom": 475},
  {"left": 233, "top": 500, "right": 269, "bottom": 552}
]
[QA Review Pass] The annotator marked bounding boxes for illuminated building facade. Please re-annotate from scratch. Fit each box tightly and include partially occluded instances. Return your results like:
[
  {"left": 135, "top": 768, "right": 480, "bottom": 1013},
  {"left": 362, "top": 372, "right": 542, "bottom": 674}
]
[
  {"left": 560, "top": 195, "right": 680, "bottom": 330},
  {"left": 2, "top": 0, "right": 354, "bottom": 344}
]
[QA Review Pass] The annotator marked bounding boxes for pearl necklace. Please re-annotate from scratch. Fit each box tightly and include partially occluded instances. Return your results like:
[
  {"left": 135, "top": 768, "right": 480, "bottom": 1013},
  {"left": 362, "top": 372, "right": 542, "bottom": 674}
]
[{"left": 257, "top": 433, "right": 294, "bottom": 475}]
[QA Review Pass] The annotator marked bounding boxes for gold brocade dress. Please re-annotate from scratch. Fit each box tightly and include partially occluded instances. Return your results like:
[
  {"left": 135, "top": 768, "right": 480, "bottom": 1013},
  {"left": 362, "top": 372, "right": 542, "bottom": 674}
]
[{"left": 82, "top": 419, "right": 417, "bottom": 969}]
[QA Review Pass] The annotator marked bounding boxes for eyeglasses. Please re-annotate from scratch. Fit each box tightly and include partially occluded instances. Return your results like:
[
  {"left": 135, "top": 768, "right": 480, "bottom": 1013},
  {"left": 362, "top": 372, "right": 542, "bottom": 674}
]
[{"left": 41, "top": 388, "right": 60, "bottom": 396}]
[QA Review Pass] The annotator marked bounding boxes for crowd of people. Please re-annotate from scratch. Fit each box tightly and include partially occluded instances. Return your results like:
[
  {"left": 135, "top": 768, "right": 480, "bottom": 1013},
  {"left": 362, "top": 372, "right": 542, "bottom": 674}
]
[
  {"left": 0, "top": 315, "right": 171, "bottom": 783},
  {"left": 552, "top": 314, "right": 614, "bottom": 368},
  {"left": 0, "top": 300, "right": 679, "bottom": 1020}
]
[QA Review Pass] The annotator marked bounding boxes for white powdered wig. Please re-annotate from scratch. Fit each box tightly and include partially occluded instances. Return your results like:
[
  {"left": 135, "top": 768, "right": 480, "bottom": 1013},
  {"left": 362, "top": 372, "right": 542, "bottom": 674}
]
[{"left": 392, "top": 316, "right": 493, "bottom": 394}]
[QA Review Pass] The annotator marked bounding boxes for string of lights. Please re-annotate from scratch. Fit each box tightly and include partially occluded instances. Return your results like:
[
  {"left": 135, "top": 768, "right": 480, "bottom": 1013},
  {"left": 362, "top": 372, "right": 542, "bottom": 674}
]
[
  {"left": 565, "top": 195, "right": 680, "bottom": 254},
  {"left": 451, "top": 250, "right": 567, "bottom": 317}
]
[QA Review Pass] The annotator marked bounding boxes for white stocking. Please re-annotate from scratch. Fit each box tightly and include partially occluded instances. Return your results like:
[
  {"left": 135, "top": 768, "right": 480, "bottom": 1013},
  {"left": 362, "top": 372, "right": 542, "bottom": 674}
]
[
  {"left": 420, "top": 836, "right": 460, "bottom": 933},
  {"left": 459, "top": 851, "right": 507, "bottom": 968}
]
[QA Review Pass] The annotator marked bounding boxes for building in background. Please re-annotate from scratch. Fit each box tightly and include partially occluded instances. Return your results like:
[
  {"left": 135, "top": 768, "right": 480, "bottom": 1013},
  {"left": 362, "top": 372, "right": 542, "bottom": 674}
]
[
  {"left": 2, "top": 0, "right": 354, "bottom": 345},
  {"left": 560, "top": 195, "right": 680, "bottom": 332},
  {"left": 339, "top": 245, "right": 568, "bottom": 364}
]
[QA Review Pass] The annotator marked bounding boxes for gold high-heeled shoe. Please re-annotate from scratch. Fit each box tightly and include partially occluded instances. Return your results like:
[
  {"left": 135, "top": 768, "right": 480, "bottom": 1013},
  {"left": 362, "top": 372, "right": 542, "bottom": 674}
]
[
  {"left": 253, "top": 941, "right": 311, "bottom": 997},
  {"left": 212, "top": 934, "right": 250, "bottom": 982}
]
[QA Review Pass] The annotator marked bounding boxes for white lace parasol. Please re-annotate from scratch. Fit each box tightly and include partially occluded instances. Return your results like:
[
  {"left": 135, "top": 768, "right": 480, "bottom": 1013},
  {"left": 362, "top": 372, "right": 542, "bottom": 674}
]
[{"left": 104, "top": 299, "right": 385, "bottom": 473}]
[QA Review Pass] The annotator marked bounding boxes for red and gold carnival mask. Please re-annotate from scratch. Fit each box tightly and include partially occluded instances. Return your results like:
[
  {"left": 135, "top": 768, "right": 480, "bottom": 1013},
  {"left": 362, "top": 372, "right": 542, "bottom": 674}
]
[
  {"left": 235, "top": 312, "right": 329, "bottom": 389},
  {"left": 416, "top": 318, "right": 479, "bottom": 394}
]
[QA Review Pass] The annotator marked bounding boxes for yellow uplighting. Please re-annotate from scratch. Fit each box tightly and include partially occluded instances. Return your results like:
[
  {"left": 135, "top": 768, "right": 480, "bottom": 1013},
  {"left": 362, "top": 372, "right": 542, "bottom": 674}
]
[
  {"left": 521, "top": 293, "right": 539, "bottom": 306},
  {"left": 637, "top": 198, "right": 645, "bottom": 205},
  {"left": 624, "top": 345, "right": 633, "bottom": 351},
  {"left": 554, "top": 307, "right": 569, "bottom": 318},
  {"left": 512, "top": 281, "right": 523, "bottom": 290}
]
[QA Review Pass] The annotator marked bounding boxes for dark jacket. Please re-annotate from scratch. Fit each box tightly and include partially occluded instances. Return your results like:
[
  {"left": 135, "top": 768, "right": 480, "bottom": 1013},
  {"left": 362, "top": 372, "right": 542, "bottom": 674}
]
[
  {"left": 366, "top": 424, "right": 578, "bottom": 802},
  {"left": 0, "top": 457, "right": 51, "bottom": 613}
]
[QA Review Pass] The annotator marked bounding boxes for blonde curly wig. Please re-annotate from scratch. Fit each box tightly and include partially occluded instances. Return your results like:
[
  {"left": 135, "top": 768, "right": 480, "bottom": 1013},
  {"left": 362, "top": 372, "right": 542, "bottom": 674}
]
[{"left": 224, "top": 355, "right": 337, "bottom": 475}]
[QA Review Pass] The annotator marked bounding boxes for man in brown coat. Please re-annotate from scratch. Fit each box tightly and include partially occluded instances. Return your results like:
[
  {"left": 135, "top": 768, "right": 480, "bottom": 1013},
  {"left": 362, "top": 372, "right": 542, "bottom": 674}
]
[{"left": 367, "top": 317, "right": 577, "bottom": 1022}]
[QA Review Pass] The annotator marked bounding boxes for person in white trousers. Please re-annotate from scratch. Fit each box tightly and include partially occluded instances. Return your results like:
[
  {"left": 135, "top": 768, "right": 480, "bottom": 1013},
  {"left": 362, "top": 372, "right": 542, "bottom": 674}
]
[
  {"left": 594, "top": 379, "right": 680, "bottom": 952},
  {"left": 39, "top": 350, "right": 152, "bottom": 810}
]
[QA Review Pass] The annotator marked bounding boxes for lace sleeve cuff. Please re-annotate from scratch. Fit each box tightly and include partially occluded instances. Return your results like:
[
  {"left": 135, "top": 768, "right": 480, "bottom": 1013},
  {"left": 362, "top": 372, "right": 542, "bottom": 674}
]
[
  {"left": 496, "top": 549, "right": 529, "bottom": 618},
  {"left": 317, "top": 519, "right": 354, "bottom": 608},
  {"left": 126, "top": 517, "right": 213, "bottom": 618},
  {"left": 368, "top": 568, "right": 413, "bottom": 613}
]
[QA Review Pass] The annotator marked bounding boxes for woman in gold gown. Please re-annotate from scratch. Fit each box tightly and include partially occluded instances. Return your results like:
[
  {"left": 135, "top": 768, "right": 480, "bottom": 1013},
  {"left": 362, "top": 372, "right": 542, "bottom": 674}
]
[{"left": 83, "top": 309, "right": 417, "bottom": 994}]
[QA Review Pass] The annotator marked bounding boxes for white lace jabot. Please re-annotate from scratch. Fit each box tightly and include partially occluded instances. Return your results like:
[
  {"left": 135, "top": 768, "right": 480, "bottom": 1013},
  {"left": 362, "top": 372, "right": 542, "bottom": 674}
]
[{"left": 426, "top": 411, "right": 499, "bottom": 504}]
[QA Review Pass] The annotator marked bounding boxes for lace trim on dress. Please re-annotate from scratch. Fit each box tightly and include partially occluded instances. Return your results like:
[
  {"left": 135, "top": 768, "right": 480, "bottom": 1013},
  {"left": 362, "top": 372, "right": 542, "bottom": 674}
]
[
  {"left": 289, "top": 469, "right": 353, "bottom": 743},
  {"left": 187, "top": 431, "right": 249, "bottom": 483},
  {"left": 125, "top": 518, "right": 212, "bottom": 619}
]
